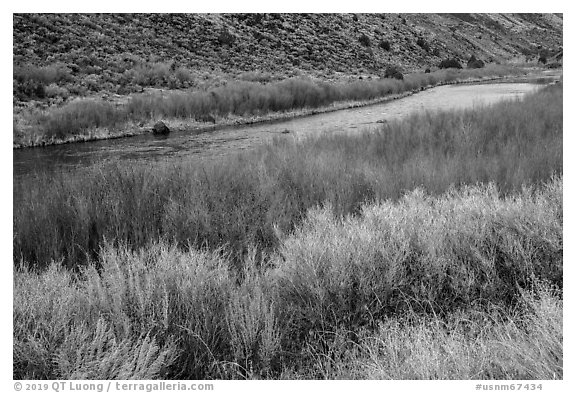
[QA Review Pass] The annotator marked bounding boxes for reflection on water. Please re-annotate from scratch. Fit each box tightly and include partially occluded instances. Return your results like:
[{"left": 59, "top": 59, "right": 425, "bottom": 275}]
[{"left": 13, "top": 80, "right": 550, "bottom": 181}]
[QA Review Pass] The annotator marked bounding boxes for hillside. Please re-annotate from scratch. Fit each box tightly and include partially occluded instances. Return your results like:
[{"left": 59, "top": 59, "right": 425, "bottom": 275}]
[{"left": 13, "top": 13, "right": 563, "bottom": 102}]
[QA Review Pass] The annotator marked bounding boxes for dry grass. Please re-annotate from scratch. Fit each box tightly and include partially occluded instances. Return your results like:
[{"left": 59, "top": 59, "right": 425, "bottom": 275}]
[
  {"left": 14, "top": 177, "right": 562, "bottom": 379},
  {"left": 289, "top": 282, "right": 562, "bottom": 379},
  {"left": 271, "top": 177, "right": 562, "bottom": 337},
  {"left": 13, "top": 80, "right": 562, "bottom": 379},
  {"left": 14, "top": 83, "right": 562, "bottom": 269}
]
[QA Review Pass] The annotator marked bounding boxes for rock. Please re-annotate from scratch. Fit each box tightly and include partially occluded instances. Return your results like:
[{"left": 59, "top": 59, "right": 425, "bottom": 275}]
[{"left": 152, "top": 121, "right": 170, "bottom": 135}]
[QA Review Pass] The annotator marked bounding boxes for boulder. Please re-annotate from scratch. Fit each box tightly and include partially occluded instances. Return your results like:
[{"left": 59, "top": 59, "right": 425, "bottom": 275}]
[{"left": 152, "top": 121, "right": 170, "bottom": 135}]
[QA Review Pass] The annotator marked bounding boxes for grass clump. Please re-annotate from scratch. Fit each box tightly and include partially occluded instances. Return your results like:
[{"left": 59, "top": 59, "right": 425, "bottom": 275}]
[
  {"left": 272, "top": 177, "right": 562, "bottom": 333},
  {"left": 294, "top": 282, "right": 562, "bottom": 379},
  {"left": 13, "top": 244, "right": 280, "bottom": 379},
  {"left": 33, "top": 99, "right": 127, "bottom": 139}
]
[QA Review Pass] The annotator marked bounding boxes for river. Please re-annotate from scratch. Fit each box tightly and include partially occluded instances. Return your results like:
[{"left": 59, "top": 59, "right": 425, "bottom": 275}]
[{"left": 13, "top": 78, "right": 555, "bottom": 181}]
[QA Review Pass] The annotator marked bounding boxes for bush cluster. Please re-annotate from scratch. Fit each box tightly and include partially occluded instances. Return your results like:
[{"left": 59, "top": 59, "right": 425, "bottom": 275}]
[
  {"left": 416, "top": 37, "right": 430, "bottom": 52},
  {"left": 13, "top": 64, "right": 73, "bottom": 100},
  {"left": 467, "top": 55, "right": 485, "bottom": 69},
  {"left": 14, "top": 177, "right": 563, "bottom": 379},
  {"left": 379, "top": 40, "right": 391, "bottom": 51},
  {"left": 384, "top": 65, "right": 404, "bottom": 80},
  {"left": 439, "top": 58, "right": 463, "bottom": 69},
  {"left": 358, "top": 33, "right": 371, "bottom": 47}
]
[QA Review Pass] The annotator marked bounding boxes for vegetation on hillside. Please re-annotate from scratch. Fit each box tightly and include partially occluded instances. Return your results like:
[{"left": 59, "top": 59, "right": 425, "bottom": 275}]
[
  {"left": 13, "top": 13, "right": 562, "bottom": 101},
  {"left": 14, "top": 13, "right": 562, "bottom": 148}
]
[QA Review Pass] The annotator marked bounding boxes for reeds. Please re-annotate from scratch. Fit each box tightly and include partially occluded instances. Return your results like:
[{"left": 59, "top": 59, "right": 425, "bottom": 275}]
[{"left": 14, "top": 178, "right": 562, "bottom": 379}]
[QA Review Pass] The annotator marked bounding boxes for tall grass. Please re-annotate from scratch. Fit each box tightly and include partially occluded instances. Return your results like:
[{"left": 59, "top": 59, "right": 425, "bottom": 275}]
[
  {"left": 291, "top": 282, "right": 562, "bottom": 379},
  {"left": 32, "top": 99, "right": 128, "bottom": 139},
  {"left": 272, "top": 178, "right": 562, "bottom": 337},
  {"left": 22, "top": 65, "right": 525, "bottom": 144},
  {"left": 14, "top": 244, "right": 279, "bottom": 379},
  {"left": 14, "top": 178, "right": 562, "bottom": 379},
  {"left": 14, "top": 83, "right": 562, "bottom": 269}
]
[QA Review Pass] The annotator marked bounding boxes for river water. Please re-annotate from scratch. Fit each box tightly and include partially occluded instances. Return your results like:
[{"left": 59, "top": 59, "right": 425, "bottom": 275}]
[{"left": 13, "top": 79, "right": 553, "bottom": 181}]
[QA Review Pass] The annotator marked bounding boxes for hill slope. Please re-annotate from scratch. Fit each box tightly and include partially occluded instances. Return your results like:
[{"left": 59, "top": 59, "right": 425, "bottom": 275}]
[{"left": 13, "top": 13, "right": 562, "bottom": 101}]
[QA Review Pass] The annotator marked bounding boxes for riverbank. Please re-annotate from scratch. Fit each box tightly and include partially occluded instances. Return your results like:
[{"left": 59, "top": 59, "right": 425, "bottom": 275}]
[
  {"left": 15, "top": 82, "right": 562, "bottom": 268},
  {"left": 13, "top": 65, "right": 542, "bottom": 149}
]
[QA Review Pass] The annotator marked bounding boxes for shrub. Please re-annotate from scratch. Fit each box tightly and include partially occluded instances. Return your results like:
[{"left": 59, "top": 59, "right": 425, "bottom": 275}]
[
  {"left": 237, "top": 71, "right": 273, "bottom": 83},
  {"left": 379, "top": 40, "right": 391, "bottom": 51},
  {"left": 246, "top": 13, "right": 265, "bottom": 26},
  {"left": 546, "top": 62, "right": 562, "bottom": 69},
  {"left": 439, "top": 58, "right": 462, "bottom": 69},
  {"left": 538, "top": 55, "right": 548, "bottom": 65},
  {"left": 174, "top": 67, "right": 193, "bottom": 84},
  {"left": 384, "top": 65, "right": 404, "bottom": 80},
  {"left": 130, "top": 62, "right": 171, "bottom": 87},
  {"left": 13, "top": 63, "right": 72, "bottom": 100},
  {"left": 13, "top": 244, "right": 240, "bottom": 379},
  {"left": 467, "top": 55, "right": 485, "bottom": 69},
  {"left": 273, "top": 177, "right": 563, "bottom": 330},
  {"left": 312, "top": 282, "right": 562, "bottom": 379},
  {"left": 13, "top": 181, "right": 563, "bottom": 379},
  {"left": 54, "top": 320, "right": 177, "bottom": 379},
  {"left": 44, "top": 83, "right": 70, "bottom": 99},
  {"left": 33, "top": 99, "right": 126, "bottom": 139},
  {"left": 416, "top": 37, "right": 430, "bottom": 52},
  {"left": 358, "top": 33, "right": 371, "bottom": 47},
  {"left": 13, "top": 63, "right": 72, "bottom": 86},
  {"left": 218, "top": 29, "right": 236, "bottom": 46}
]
